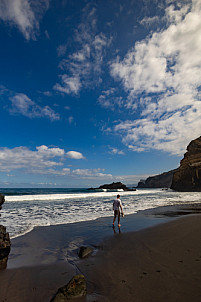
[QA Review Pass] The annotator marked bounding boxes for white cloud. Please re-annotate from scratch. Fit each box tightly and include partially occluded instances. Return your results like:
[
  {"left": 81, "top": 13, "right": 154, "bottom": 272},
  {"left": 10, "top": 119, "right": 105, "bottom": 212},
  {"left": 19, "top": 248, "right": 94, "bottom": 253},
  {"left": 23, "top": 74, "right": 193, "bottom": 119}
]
[
  {"left": 44, "top": 167, "right": 113, "bottom": 179},
  {"left": 0, "top": 145, "right": 65, "bottom": 173},
  {"left": 54, "top": 75, "right": 81, "bottom": 95},
  {"left": 54, "top": 5, "right": 111, "bottom": 95},
  {"left": 0, "top": 0, "right": 49, "bottom": 40},
  {"left": 111, "top": 0, "right": 201, "bottom": 155},
  {"left": 71, "top": 168, "right": 113, "bottom": 179},
  {"left": 36, "top": 145, "right": 65, "bottom": 157},
  {"left": 32, "top": 167, "right": 114, "bottom": 179},
  {"left": 108, "top": 147, "right": 125, "bottom": 155},
  {"left": 98, "top": 88, "right": 128, "bottom": 110},
  {"left": 139, "top": 16, "right": 160, "bottom": 26},
  {"left": 36, "top": 167, "right": 71, "bottom": 176},
  {"left": 0, "top": 145, "right": 116, "bottom": 182},
  {"left": 9, "top": 93, "right": 60, "bottom": 121},
  {"left": 165, "top": 3, "right": 191, "bottom": 24},
  {"left": 0, "top": 145, "right": 87, "bottom": 174},
  {"left": 0, "top": 144, "right": 153, "bottom": 183},
  {"left": 66, "top": 151, "right": 85, "bottom": 160}
]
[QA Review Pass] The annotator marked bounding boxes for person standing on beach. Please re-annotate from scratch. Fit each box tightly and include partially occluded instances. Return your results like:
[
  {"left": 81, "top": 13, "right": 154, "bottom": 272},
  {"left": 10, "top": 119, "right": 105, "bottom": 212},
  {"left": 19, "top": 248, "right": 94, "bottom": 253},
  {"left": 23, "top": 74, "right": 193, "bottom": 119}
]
[{"left": 113, "top": 194, "right": 124, "bottom": 227}]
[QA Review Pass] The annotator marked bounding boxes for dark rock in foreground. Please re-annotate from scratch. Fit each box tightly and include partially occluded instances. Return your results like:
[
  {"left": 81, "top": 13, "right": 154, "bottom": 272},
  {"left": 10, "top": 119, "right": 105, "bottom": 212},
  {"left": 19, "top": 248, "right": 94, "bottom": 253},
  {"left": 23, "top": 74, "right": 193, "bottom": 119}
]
[
  {"left": 78, "top": 246, "right": 93, "bottom": 259},
  {"left": 0, "top": 194, "right": 5, "bottom": 211},
  {"left": 50, "top": 274, "right": 87, "bottom": 301},
  {"left": 0, "top": 194, "right": 11, "bottom": 269},
  {"left": 0, "top": 225, "right": 11, "bottom": 269},
  {"left": 137, "top": 169, "right": 178, "bottom": 189},
  {"left": 171, "top": 136, "right": 201, "bottom": 192}
]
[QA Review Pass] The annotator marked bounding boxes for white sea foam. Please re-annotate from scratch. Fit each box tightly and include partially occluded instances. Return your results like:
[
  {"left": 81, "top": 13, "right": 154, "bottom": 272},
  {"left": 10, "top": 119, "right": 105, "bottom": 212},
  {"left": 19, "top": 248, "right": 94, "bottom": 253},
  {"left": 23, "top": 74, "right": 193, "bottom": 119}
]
[
  {"left": 1, "top": 189, "right": 201, "bottom": 238},
  {"left": 5, "top": 190, "right": 138, "bottom": 202}
]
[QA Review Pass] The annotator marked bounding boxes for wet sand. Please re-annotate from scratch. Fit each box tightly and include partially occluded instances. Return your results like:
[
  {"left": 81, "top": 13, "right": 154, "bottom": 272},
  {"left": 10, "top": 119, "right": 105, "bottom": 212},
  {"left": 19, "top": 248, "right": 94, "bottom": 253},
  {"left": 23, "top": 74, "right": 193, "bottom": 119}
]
[
  {"left": 0, "top": 205, "right": 201, "bottom": 301},
  {"left": 79, "top": 214, "right": 201, "bottom": 302}
]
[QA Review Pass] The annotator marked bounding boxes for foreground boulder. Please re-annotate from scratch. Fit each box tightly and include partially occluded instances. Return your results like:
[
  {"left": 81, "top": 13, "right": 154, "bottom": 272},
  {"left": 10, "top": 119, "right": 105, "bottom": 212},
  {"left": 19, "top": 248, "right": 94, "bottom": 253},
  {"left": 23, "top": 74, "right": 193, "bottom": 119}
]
[
  {"left": 0, "top": 194, "right": 11, "bottom": 269},
  {"left": 78, "top": 246, "right": 93, "bottom": 259},
  {"left": 171, "top": 136, "right": 201, "bottom": 191},
  {"left": 0, "top": 225, "right": 11, "bottom": 269},
  {"left": 50, "top": 274, "right": 86, "bottom": 301}
]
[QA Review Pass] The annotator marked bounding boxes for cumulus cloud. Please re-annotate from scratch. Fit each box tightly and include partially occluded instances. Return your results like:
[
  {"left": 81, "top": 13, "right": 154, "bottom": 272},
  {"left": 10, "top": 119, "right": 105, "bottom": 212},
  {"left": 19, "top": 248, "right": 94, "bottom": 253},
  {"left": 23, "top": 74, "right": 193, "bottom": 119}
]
[
  {"left": 110, "top": 0, "right": 201, "bottom": 155},
  {"left": 0, "top": 145, "right": 115, "bottom": 181},
  {"left": 9, "top": 93, "right": 60, "bottom": 121},
  {"left": 71, "top": 168, "right": 113, "bottom": 179},
  {"left": 0, "top": 145, "right": 86, "bottom": 174},
  {"left": 54, "top": 4, "right": 111, "bottom": 95},
  {"left": 66, "top": 151, "right": 85, "bottom": 160},
  {"left": 0, "top": 145, "right": 65, "bottom": 173},
  {"left": 0, "top": 0, "right": 49, "bottom": 40},
  {"left": 36, "top": 145, "right": 65, "bottom": 157}
]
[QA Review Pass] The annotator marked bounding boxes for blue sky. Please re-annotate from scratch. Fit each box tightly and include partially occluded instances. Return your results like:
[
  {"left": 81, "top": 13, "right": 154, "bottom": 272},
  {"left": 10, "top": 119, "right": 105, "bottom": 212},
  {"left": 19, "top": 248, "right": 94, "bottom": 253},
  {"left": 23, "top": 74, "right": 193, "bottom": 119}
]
[{"left": 0, "top": 0, "right": 201, "bottom": 187}]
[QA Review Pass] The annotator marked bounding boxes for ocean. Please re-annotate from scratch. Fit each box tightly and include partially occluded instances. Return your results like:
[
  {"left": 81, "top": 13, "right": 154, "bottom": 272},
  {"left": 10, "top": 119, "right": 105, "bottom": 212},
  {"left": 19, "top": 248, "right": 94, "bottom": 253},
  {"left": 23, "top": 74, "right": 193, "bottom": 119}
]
[{"left": 1, "top": 188, "right": 201, "bottom": 239}]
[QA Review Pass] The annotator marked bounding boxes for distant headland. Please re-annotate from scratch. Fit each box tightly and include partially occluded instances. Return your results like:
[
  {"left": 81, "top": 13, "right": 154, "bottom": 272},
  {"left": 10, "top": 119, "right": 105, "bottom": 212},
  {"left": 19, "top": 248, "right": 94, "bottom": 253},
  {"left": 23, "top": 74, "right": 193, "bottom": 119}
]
[{"left": 137, "top": 136, "right": 201, "bottom": 192}]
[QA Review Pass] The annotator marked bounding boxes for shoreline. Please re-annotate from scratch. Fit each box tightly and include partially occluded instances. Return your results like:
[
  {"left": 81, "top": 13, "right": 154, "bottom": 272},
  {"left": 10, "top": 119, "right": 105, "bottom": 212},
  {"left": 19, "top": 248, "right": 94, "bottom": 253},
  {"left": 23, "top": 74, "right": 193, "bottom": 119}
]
[
  {"left": 8, "top": 201, "right": 192, "bottom": 269},
  {"left": 7, "top": 210, "right": 170, "bottom": 269},
  {"left": 5, "top": 202, "right": 201, "bottom": 269},
  {"left": 4, "top": 188, "right": 201, "bottom": 240},
  {"left": 8, "top": 199, "right": 201, "bottom": 240},
  {"left": 0, "top": 203, "right": 201, "bottom": 301}
]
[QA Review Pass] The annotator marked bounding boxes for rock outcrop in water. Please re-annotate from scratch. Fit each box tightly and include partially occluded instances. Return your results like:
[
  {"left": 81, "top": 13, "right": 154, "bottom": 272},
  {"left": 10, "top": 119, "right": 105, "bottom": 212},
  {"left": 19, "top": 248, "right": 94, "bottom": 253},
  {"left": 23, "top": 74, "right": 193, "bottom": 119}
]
[
  {"left": 137, "top": 169, "right": 178, "bottom": 188},
  {"left": 99, "top": 182, "right": 129, "bottom": 191},
  {"left": 0, "top": 194, "right": 11, "bottom": 269},
  {"left": 88, "top": 182, "right": 136, "bottom": 191},
  {"left": 171, "top": 136, "right": 201, "bottom": 192}
]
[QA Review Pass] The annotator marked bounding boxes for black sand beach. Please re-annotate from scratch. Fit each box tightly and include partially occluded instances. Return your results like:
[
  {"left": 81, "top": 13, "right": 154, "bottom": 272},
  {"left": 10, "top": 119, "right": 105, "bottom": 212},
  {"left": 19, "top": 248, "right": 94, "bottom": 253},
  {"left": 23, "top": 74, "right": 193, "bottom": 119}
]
[{"left": 1, "top": 205, "right": 201, "bottom": 301}]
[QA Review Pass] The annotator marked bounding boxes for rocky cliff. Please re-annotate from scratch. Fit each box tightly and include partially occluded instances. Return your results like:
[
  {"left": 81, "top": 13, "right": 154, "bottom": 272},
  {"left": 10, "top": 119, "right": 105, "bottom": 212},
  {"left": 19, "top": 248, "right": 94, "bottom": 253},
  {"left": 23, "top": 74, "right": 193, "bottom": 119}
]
[
  {"left": 137, "top": 169, "right": 177, "bottom": 188},
  {"left": 171, "top": 136, "right": 201, "bottom": 192},
  {"left": 0, "top": 194, "right": 11, "bottom": 269}
]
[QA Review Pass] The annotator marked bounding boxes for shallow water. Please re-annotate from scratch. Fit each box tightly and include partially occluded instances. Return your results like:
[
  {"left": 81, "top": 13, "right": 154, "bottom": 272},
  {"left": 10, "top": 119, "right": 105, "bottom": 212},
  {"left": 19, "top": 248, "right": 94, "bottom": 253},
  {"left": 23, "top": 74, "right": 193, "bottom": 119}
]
[{"left": 1, "top": 188, "right": 201, "bottom": 238}]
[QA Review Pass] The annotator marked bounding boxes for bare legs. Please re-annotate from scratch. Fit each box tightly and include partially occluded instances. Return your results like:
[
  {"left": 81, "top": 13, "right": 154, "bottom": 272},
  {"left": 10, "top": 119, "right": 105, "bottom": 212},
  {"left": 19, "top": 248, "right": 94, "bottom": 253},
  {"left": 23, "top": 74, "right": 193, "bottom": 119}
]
[{"left": 113, "top": 210, "right": 121, "bottom": 227}]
